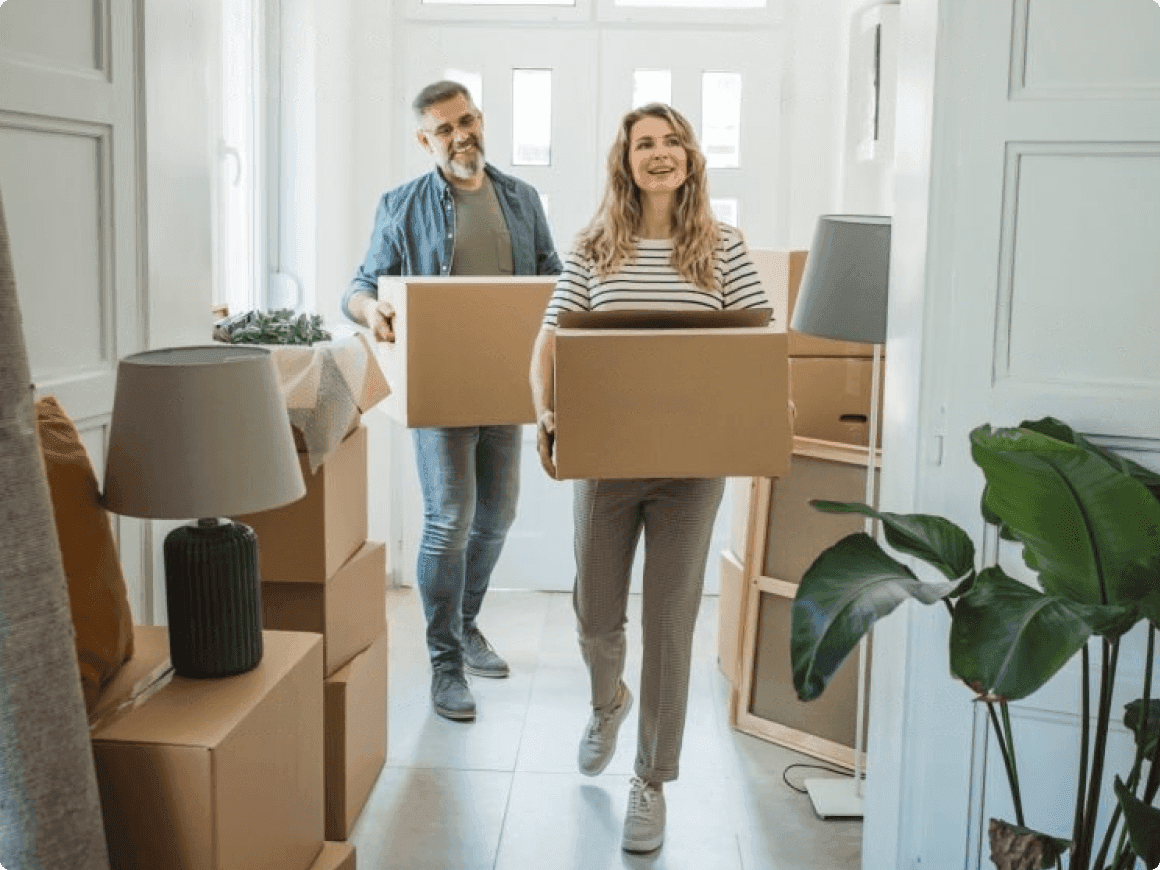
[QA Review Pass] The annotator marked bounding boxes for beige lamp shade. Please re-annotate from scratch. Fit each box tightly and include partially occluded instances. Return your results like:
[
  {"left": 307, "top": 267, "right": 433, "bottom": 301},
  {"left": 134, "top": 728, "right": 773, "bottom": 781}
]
[{"left": 101, "top": 346, "right": 306, "bottom": 519}]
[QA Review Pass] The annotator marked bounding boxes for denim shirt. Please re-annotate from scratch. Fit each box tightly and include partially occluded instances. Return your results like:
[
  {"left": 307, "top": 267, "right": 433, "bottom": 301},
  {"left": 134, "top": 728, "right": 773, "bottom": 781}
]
[{"left": 342, "top": 163, "right": 563, "bottom": 322}]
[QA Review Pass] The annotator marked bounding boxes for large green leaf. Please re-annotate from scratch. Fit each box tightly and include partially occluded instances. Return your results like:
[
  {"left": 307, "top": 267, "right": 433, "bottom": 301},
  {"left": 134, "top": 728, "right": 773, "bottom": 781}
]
[
  {"left": 791, "top": 533, "right": 956, "bottom": 702},
  {"left": 1125, "top": 699, "right": 1160, "bottom": 756},
  {"left": 949, "top": 567, "right": 1132, "bottom": 701},
  {"left": 1114, "top": 777, "right": 1160, "bottom": 866},
  {"left": 1022, "top": 416, "right": 1160, "bottom": 502},
  {"left": 970, "top": 425, "right": 1160, "bottom": 609},
  {"left": 810, "top": 500, "right": 976, "bottom": 583}
]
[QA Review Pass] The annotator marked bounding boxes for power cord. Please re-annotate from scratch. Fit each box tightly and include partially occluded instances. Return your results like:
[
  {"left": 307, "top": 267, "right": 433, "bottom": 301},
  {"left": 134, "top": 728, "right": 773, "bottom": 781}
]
[{"left": 782, "top": 762, "right": 854, "bottom": 795}]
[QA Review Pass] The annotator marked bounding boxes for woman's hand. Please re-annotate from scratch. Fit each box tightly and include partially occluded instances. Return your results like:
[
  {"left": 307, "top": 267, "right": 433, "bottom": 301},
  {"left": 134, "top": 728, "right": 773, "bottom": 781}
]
[{"left": 537, "top": 410, "right": 557, "bottom": 478}]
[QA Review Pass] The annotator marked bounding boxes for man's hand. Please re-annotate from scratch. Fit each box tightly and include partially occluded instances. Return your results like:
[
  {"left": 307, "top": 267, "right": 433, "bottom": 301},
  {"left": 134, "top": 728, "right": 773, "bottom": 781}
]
[
  {"left": 358, "top": 295, "right": 396, "bottom": 343},
  {"left": 537, "top": 410, "right": 557, "bottom": 478}
]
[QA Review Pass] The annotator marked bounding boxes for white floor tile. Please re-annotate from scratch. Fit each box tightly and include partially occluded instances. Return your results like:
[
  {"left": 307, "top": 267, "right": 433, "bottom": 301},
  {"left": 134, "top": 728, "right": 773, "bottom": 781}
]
[
  {"left": 355, "top": 587, "right": 861, "bottom": 870},
  {"left": 349, "top": 766, "right": 512, "bottom": 870}
]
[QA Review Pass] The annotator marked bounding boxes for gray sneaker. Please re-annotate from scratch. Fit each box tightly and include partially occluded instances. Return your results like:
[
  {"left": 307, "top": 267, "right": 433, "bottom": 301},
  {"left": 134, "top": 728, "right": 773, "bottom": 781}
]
[
  {"left": 578, "top": 681, "right": 633, "bottom": 776},
  {"left": 622, "top": 776, "right": 665, "bottom": 853},
  {"left": 462, "top": 626, "right": 510, "bottom": 678},
  {"left": 431, "top": 670, "right": 476, "bottom": 721}
]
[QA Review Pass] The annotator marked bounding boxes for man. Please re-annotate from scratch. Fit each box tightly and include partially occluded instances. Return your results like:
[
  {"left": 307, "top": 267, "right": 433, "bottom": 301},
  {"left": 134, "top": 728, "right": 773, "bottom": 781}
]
[{"left": 343, "top": 80, "right": 562, "bottom": 722}]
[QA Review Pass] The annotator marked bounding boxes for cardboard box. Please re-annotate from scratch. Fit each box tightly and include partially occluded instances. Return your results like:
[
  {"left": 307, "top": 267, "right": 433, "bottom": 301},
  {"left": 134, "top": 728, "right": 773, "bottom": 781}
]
[
  {"left": 375, "top": 276, "right": 556, "bottom": 427},
  {"left": 235, "top": 425, "right": 368, "bottom": 583},
  {"left": 762, "top": 439, "right": 881, "bottom": 583},
  {"left": 750, "top": 249, "right": 875, "bottom": 358},
  {"left": 262, "top": 540, "right": 387, "bottom": 678},
  {"left": 324, "top": 628, "right": 388, "bottom": 841},
  {"left": 716, "top": 550, "right": 746, "bottom": 686},
  {"left": 91, "top": 630, "right": 325, "bottom": 870},
  {"left": 308, "top": 842, "right": 355, "bottom": 870},
  {"left": 553, "top": 327, "right": 792, "bottom": 479},
  {"left": 789, "top": 357, "right": 884, "bottom": 447}
]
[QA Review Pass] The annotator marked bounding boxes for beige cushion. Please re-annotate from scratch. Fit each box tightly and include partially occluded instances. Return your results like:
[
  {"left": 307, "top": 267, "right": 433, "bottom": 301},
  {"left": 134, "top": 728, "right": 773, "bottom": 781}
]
[{"left": 35, "top": 395, "right": 135, "bottom": 714}]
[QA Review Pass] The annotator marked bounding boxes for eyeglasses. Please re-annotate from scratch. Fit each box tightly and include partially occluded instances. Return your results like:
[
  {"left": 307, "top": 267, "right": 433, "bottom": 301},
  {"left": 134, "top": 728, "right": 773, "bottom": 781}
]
[{"left": 421, "top": 112, "right": 481, "bottom": 141}]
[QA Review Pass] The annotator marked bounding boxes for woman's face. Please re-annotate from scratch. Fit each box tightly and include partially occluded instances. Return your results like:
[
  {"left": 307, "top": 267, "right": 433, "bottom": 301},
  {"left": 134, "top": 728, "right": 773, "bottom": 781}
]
[{"left": 627, "top": 115, "right": 688, "bottom": 194}]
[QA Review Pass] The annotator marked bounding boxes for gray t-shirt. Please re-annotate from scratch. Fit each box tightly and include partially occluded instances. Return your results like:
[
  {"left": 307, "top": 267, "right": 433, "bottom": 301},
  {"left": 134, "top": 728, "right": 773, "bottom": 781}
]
[{"left": 450, "top": 176, "right": 513, "bottom": 276}]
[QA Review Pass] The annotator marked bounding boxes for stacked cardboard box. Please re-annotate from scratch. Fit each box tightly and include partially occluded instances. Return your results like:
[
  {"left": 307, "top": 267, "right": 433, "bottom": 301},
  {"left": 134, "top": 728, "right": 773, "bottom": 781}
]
[
  {"left": 752, "top": 249, "right": 884, "bottom": 447},
  {"left": 91, "top": 626, "right": 326, "bottom": 870},
  {"left": 235, "top": 422, "right": 389, "bottom": 842}
]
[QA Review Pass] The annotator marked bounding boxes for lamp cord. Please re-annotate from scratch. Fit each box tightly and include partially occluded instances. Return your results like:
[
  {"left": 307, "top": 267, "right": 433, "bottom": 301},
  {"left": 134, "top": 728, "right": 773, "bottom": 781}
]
[{"left": 782, "top": 762, "right": 855, "bottom": 795}]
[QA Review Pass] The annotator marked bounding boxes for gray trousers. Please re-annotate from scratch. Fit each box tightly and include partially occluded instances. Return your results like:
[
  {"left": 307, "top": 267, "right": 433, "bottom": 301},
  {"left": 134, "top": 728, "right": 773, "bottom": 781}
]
[{"left": 572, "top": 477, "right": 726, "bottom": 783}]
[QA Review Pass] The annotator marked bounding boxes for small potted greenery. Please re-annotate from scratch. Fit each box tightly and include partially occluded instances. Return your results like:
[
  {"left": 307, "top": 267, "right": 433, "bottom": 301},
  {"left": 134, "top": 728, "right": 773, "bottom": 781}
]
[
  {"left": 790, "top": 418, "right": 1160, "bottom": 870},
  {"left": 213, "top": 308, "right": 331, "bottom": 345}
]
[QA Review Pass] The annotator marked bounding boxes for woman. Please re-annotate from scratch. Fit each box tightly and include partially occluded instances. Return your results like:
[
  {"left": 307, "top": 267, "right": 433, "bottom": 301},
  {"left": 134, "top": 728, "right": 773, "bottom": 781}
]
[{"left": 529, "top": 103, "right": 771, "bottom": 853}]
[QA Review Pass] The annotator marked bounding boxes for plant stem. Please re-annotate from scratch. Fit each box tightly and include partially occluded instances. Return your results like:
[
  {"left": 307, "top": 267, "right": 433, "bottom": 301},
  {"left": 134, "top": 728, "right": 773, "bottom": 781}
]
[
  {"left": 1073, "top": 644, "right": 1092, "bottom": 858},
  {"left": 987, "top": 700, "right": 1025, "bottom": 827},
  {"left": 1078, "top": 639, "right": 1121, "bottom": 870},
  {"left": 1000, "top": 702, "right": 1024, "bottom": 823},
  {"left": 1142, "top": 625, "right": 1160, "bottom": 806}
]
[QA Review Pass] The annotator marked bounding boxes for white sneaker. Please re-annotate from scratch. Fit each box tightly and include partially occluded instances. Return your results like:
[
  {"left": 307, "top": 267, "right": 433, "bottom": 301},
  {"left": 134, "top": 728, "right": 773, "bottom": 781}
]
[
  {"left": 578, "top": 681, "right": 633, "bottom": 776},
  {"left": 622, "top": 776, "right": 665, "bottom": 853}
]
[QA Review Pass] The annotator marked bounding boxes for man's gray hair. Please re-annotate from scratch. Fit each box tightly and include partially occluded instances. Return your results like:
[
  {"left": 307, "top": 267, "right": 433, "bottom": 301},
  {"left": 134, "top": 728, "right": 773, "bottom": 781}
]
[{"left": 412, "top": 80, "right": 477, "bottom": 122}]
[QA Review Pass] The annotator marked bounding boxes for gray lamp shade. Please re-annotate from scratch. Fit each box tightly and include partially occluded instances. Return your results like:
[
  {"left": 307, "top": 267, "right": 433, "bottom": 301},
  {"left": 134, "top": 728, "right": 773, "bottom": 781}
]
[
  {"left": 101, "top": 346, "right": 306, "bottom": 519},
  {"left": 791, "top": 215, "right": 891, "bottom": 345}
]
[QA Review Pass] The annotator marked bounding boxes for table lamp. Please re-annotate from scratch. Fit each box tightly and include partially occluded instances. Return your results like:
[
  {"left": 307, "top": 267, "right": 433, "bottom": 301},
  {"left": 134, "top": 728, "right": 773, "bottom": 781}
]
[
  {"left": 790, "top": 214, "right": 891, "bottom": 819},
  {"left": 101, "top": 346, "right": 306, "bottom": 678}
]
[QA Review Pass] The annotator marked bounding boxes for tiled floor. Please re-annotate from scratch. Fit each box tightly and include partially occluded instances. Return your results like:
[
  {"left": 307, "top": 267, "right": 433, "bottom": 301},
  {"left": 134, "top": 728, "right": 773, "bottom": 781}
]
[{"left": 349, "top": 586, "right": 862, "bottom": 870}]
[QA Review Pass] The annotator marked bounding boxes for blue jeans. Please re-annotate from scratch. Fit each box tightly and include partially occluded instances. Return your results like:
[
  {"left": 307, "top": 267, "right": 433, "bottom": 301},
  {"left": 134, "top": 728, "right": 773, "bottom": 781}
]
[{"left": 412, "top": 425, "right": 521, "bottom": 672}]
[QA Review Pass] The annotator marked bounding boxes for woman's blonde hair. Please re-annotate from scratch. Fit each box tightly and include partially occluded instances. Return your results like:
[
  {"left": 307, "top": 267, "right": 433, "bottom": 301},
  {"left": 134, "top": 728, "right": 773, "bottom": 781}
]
[{"left": 575, "top": 103, "right": 721, "bottom": 291}]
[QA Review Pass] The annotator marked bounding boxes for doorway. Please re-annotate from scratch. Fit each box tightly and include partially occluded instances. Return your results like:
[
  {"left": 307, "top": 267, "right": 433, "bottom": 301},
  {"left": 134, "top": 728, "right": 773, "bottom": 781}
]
[{"left": 394, "top": 16, "right": 784, "bottom": 592}]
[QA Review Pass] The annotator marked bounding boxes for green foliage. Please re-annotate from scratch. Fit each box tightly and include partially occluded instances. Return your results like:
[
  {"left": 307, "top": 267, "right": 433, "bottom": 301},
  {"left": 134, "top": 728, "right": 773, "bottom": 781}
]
[
  {"left": 788, "top": 416, "right": 1160, "bottom": 869},
  {"left": 214, "top": 308, "right": 331, "bottom": 345}
]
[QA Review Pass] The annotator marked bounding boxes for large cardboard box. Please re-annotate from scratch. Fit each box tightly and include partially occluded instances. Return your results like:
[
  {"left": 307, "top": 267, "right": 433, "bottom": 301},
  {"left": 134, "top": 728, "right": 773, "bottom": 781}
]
[
  {"left": 375, "top": 276, "right": 556, "bottom": 427},
  {"left": 789, "top": 357, "right": 884, "bottom": 447},
  {"left": 324, "top": 628, "right": 388, "bottom": 841},
  {"left": 716, "top": 550, "right": 746, "bottom": 687},
  {"left": 308, "top": 842, "right": 355, "bottom": 870},
  {"left": 262, "top": 540, "right": 387, "bottom": 678},
  {"left": 750, "top": 249, "right": 874, "bottom": 358},
  {"left": 235, "top": 424, "right": 368, "bottom": 583},
  {"left": 91, "top": 630, "right": 325, "bottom": 870},
  {"left": 553, "top": 327, "right": 792, "bottom": 479}
]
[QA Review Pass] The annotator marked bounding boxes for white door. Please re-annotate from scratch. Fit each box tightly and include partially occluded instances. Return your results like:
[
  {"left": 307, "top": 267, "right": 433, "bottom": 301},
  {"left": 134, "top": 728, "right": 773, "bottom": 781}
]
[
  {"left": 393, "top": 21, "right": 783, "bottom": 592},
  {"left": 868, "top": 2, "right": 1160, "bottom": 867},
  {"left": 0, "top": 0, "right": 149, "bottom": 618}
]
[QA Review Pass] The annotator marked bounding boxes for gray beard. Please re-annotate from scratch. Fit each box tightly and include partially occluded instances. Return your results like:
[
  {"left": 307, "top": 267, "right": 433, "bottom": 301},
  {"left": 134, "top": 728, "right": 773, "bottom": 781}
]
[{"left": 447, "top": 146, "right": 484, "bottom": 179}]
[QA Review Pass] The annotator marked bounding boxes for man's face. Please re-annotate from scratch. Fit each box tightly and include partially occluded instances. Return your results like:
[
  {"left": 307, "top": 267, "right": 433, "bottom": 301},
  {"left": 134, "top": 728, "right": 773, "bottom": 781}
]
[{"left": 417, "top": 93, "right": 485, "bottom": 185}]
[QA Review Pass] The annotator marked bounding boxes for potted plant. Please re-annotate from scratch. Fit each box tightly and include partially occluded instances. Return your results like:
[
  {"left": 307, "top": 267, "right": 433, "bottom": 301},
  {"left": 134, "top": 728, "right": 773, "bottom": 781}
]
[{"left": 790, "top": 418, "right": 1160, "bottom": 870}]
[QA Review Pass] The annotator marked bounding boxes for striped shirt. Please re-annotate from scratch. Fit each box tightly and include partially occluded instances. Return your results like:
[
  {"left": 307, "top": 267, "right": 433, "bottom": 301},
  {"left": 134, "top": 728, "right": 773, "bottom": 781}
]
[{"left": 541, "top": 224, "right": 769, "bottom": 328}]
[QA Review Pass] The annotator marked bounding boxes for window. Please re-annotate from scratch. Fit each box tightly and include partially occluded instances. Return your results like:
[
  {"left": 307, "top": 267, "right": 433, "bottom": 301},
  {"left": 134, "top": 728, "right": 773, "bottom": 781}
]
[
  {"left": 218, "top": 0, "right": 262, "bottom": 315},
  {"left": 701, "top": 71, "right": 742, "bottom": 168},
  {"left": 512, "top": 69, "right": 552, "bottom": 165},
  {"left": 710, "top": 198, "right": 738, "bottom": 226},
  {"left": 632, "top": 69, "right": 672, "bottom": 108}
]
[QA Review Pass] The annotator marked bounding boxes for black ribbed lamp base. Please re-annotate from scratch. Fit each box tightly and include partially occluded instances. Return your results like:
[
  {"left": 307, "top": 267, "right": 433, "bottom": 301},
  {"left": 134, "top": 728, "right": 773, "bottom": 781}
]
[{"left": 163, "top": 519, "right": 263, "bottom": 678}]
